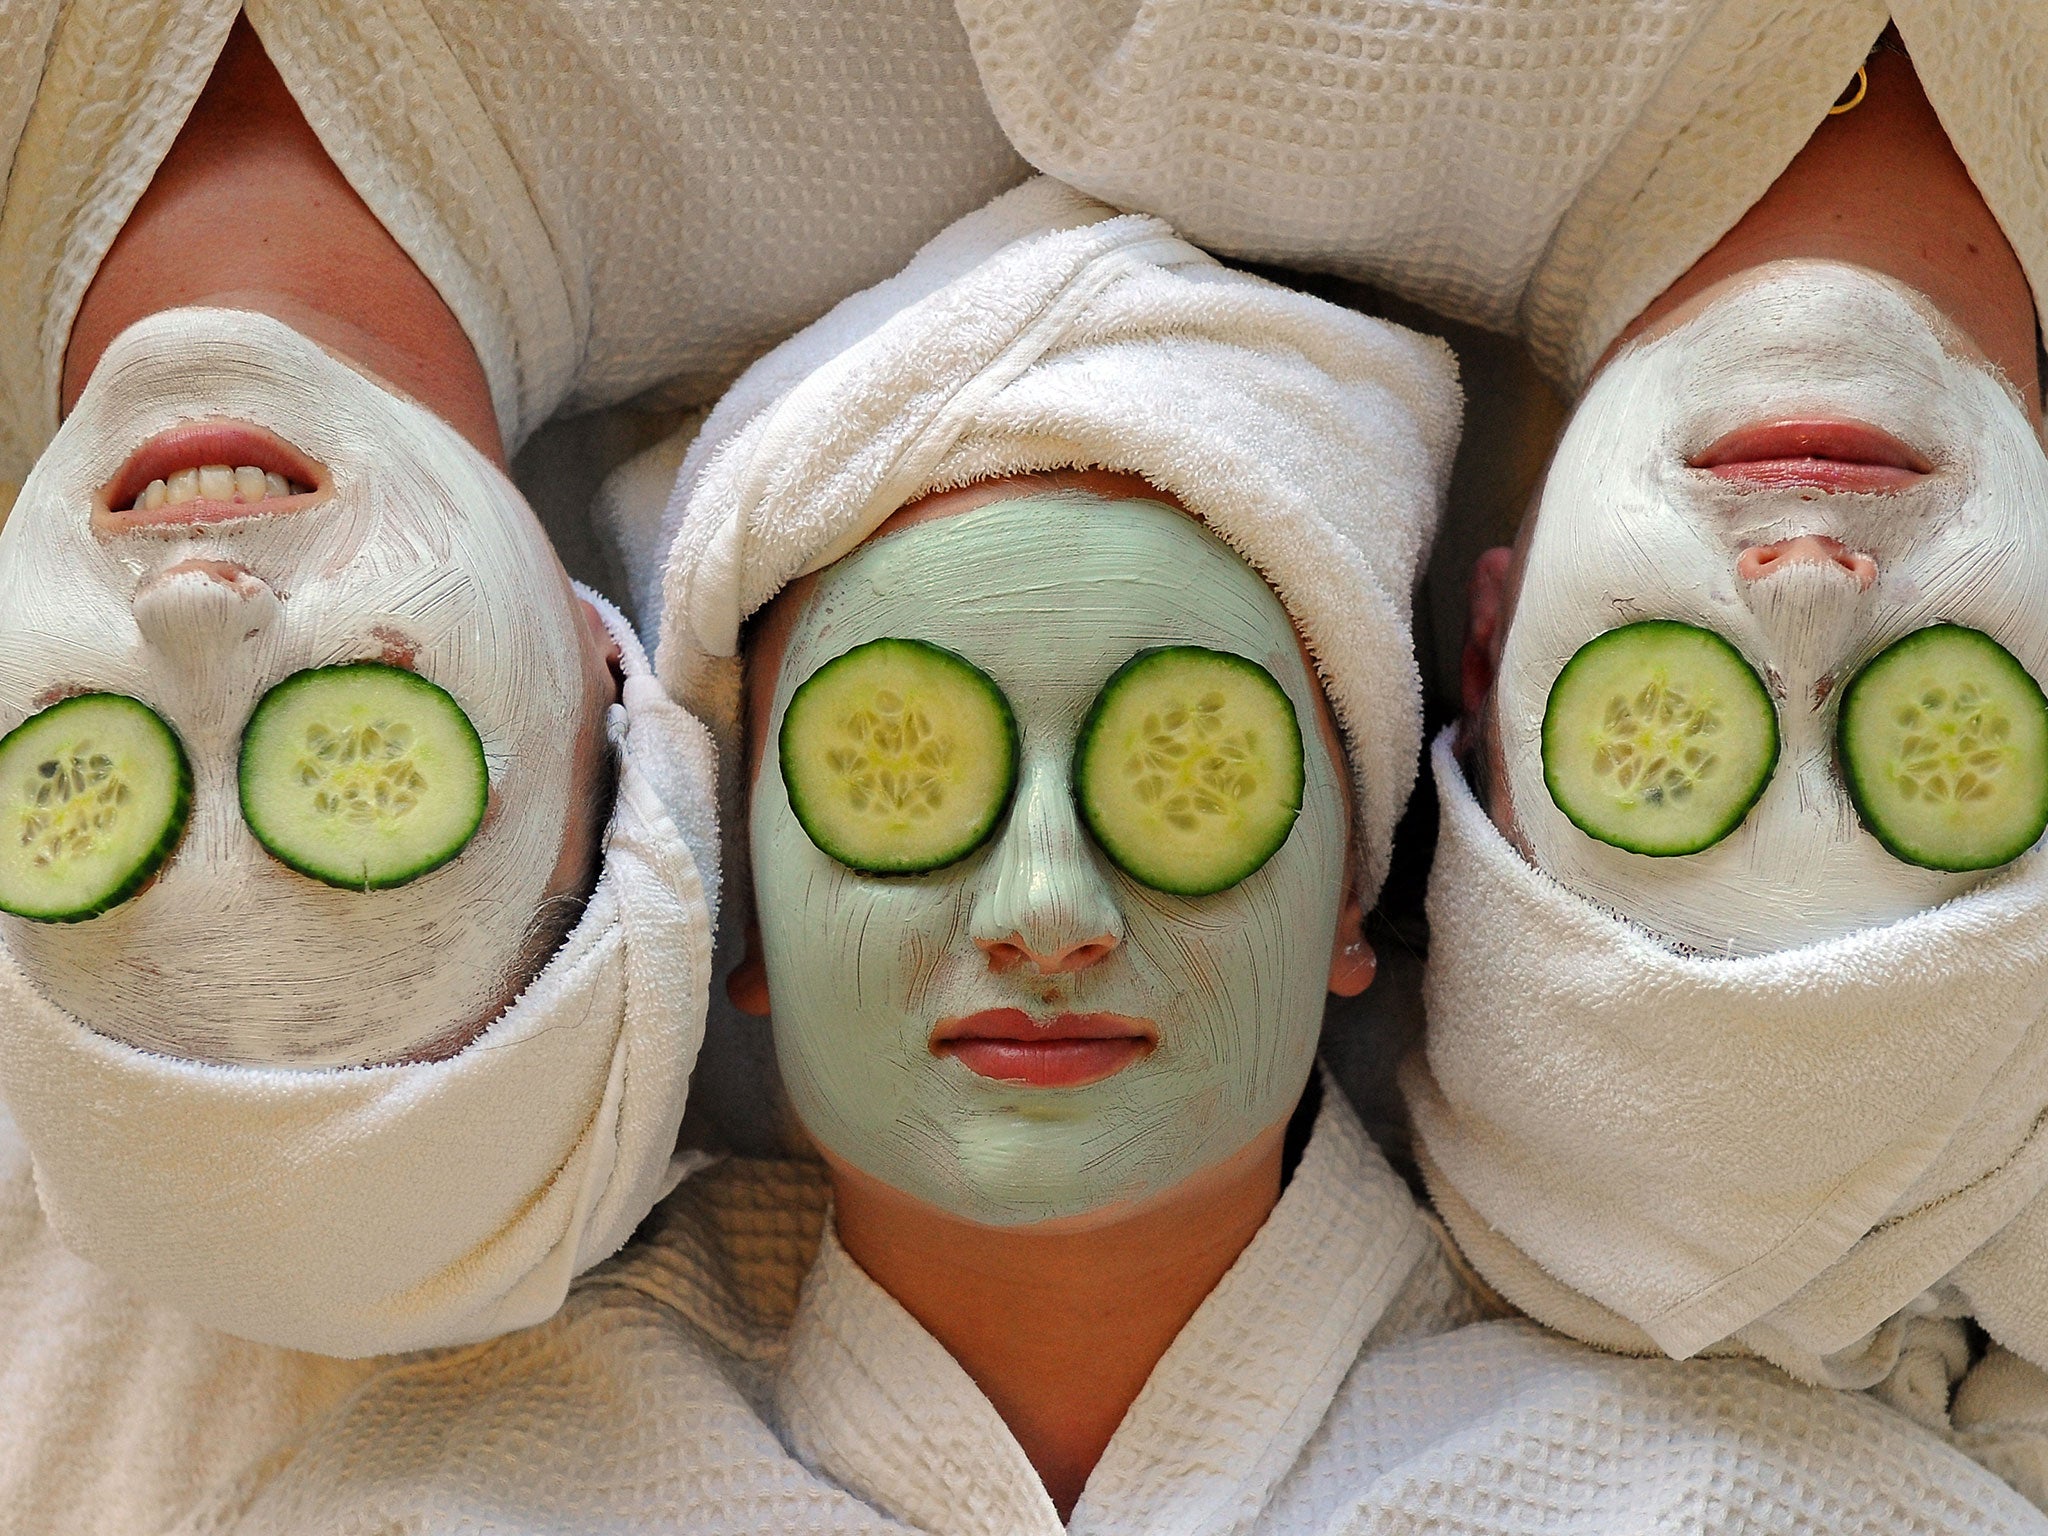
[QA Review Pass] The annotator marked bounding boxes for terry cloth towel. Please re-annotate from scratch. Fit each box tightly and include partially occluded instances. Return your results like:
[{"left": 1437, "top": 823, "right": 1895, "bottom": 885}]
[
  {"left": 1405, "top": 729, "right": 2048, "bottom": 1388},
  {"left": 955, "top": 0, "right": 2048, "bottom": 391},
  {"left": 654, "top": 176, "right": 1461, "bottom": 910},
  {"left": 0, "top": 596, "right": 720, "bottom": 1358}
]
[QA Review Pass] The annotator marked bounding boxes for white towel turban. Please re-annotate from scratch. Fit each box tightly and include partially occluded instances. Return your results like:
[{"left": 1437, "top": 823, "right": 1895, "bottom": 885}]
[
  {"left": 653, "top": 177, "right": 1461, "bottom": 912},
  {"left": 0, "top": 598, "right": 720, "bottom": 1357}
]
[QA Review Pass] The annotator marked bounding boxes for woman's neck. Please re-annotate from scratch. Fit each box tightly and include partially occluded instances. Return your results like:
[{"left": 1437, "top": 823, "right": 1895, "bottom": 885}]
[
  {"left": 1612, "top": 40, "right": 2040, "bottom": 414},
  {"left": 823, "top": 1117, "right": 1289, "bottom": 1522},
  {"left": 64, "top": 17, "right": 504, "bottom": 464}
]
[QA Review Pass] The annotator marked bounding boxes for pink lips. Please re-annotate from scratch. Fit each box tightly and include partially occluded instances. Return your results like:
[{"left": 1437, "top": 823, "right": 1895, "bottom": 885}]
[
  {"left": 1690, "top": 419, "right": 1932, "bottom": 494},
  {"left": 95, "top": 420, "right": 328, "bottom": 536},
  {"left": 931, "top": 1008, "right": 1158, "bottom": 1089}
]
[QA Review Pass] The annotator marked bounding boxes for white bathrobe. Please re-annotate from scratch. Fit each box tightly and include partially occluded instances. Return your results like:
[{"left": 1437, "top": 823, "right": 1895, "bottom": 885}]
[
  {"left": 6, "top": 1082, "right": 2029, "bottom": 1536},
  {"left": 3, "top": 18, "right": 2042, "bottom": 1524},
  {"left": 0, "top": 0, "right": 1029, "bottom": 482},
  {"left": 5, "top": 0, "right": 2042, "bottom": 495},
  {"left": 0, "top": 1103, "right": 379, "bottom": 1536},
  {"left": 954, "top": 0, "right": 2048, "bottom": 388}
]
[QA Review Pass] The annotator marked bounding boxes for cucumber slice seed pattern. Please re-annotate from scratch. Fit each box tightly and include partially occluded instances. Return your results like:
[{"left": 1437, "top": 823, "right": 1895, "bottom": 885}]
[
  {"left": 300, "top": 719, "right": 428, "bottom": 822},
  {"left": 780, "top": 637, "right": 1019, "bottom": 875},
  {"left": 1543, "top": 620, "right": 1779, "bottom": 857},
  {"left": 240, "top": 662, "right": 488, "bottom": 890},
  {"left": 0, "top": 693, "right": 192, "bottom": 922},
  {"left": 1074, "top": 646, "right": 1304, "bottom": 897},
  {"left": 1839, "top": 623, "right": 2048, "bottom": 872}
]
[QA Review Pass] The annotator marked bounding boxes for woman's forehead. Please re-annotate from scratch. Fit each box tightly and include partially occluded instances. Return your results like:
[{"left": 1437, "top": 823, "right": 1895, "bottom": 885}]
[
  {"left": 749, "top": 497, "right": 1230, "bottom": 756},
  {"left": 758, "top": 496, "right": 1288, "bottom": 704}
]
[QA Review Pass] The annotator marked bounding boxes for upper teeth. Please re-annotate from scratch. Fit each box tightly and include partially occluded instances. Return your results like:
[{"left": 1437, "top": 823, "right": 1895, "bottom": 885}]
[{"left": 131, "top": 464, "right": 306, "bottom": 512}]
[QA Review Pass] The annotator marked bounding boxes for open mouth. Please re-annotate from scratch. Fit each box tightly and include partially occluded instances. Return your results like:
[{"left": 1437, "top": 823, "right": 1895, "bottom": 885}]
[
  {"left": 96, "top": 420, "right": 327, "bottom": 535},
  {"left": 1690, "top": 418, "right": 1932, "bottom": 494},
  {"left": 931, "top": 1008, "right": 1158, "bottom": 1089}
]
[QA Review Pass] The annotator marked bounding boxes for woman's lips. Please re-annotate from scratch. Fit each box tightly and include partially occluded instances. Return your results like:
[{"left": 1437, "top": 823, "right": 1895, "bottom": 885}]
[
  {"left": 96, "top": 420, "right": 328, "bottom": 535},
  {"left": 931, "top": 1008, "right": 1158, "bottom": 1089},
  {"left": 1690, "top": 418, "right": 1933, "bottom": 493}
]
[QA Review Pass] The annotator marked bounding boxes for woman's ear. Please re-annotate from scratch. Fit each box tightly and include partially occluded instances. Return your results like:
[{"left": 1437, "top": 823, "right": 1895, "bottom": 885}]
[
  {"left": 1327, "top": 884, "right": 1375, "bottom": 997},
  {"left": 1462, "top": 545, "right": 1516, "bottom": 719},
  {"left": 727, "top": 917, "right": 772, "bottom": 1016},
  {"left": 576, "top": 596, "right": 625, "bottom": 706}
]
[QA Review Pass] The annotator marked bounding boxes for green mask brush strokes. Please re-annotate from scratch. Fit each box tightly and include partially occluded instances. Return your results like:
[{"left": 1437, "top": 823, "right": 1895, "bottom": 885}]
[{"left": 751, "top": 496, "right": 1350, "bottom": 1226}]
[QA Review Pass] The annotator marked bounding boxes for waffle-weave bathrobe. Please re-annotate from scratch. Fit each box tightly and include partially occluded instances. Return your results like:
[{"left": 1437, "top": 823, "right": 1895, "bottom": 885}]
[
  {"left": 0, "top": 0, "right": 1029, "bottom": 484},
  {"left": 6, "top": 1083, "right": 2032, "bottom": 1535},
  {"left": 953, "top": 0, "right": 2048, "bottom": 388}
]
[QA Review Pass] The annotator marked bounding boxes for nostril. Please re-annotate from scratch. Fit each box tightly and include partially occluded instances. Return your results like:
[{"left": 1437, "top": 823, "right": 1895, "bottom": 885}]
[
  {"left": 1735, "top": 547, "right": 1779, "bottom": 581},
  {"left": 976, "top": 932, "right": 1121, "bottom": 975},
  {"left": 1059, "top": 937, "right": 1120, "bottom": 971},
  {"left": 978, "top": 939, "right": 1028, "bottom": 974},
  {"left": 1737, "top": 535, "right": 1878, "bottom": 590}
]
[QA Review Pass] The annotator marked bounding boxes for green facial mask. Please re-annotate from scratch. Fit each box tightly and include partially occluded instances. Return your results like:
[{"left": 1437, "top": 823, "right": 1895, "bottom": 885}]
[{"left": 752, "top": 496, "right": 1349, "bottom": 1225}]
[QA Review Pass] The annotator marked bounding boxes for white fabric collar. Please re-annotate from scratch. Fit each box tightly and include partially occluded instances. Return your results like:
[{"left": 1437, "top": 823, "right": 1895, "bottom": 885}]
[{"left": 773, "top": 1080, "right": 1432, "bottom": 1535}]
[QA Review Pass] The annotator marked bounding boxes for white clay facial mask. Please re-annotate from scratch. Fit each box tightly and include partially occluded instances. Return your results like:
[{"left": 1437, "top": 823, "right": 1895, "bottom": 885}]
[
  {"left": 752, "top": 496, "right": 1348, "bottom": 1226},
  {"left": 1496, "top": 262, "right": 2048, "bottom": 955},
  {"left": 0, "top": 308, "right": 596, "bottom": 1066}
]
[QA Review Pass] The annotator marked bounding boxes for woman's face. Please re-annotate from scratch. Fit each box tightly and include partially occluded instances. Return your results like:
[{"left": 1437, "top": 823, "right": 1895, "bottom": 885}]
[
  {"left": 749, "top": 495, "right": 1353, "bottom": 1227},
  {"left": 1489, "top": 261, "right": 2048, "bottom": 954},
  {"left": 0, "top": 308, "right": 609, "bottom": 1066}
]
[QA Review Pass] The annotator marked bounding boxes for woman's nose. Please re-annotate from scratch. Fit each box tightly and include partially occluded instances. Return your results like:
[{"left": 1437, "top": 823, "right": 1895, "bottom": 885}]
[
  {"left": 969, "top": 749, "right": 1123, "bottom": 976},
  {"left": 132, "top": 559, "right": 280, "bottom": 656},
  {"left": 1736, "top": 534, "right": 1878, "bottom": 589}
]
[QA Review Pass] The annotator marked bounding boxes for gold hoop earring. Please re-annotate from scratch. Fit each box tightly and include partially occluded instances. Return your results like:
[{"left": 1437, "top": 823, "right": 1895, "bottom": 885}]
[{"left": 1829, "top": 66, "right": 1868, "bottom": 116}]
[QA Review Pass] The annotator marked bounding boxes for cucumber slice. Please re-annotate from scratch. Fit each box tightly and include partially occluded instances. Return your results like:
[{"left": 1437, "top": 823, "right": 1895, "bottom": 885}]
[
  {"left": 1838, "top": 623, "right": 2048, "bottom": 872},
  {"left": 0, "top": 694, "right": 191, "bottom": 922},
  {"left": 780, "top": 637, "right": 1018, "bottom": 874},
  {"left": 239, "top": 662, "right": 488, "bottom": 891},
  {"left": 1073, "top": 646, "right": 1303, "bottom": 897},
  {"left": 1542, "top": 620, "right": 1779, "bottom": 857}
]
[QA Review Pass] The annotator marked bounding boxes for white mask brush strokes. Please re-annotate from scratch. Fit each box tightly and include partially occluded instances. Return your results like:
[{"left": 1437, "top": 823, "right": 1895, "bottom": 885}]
[
  {"left": 0, "top": 307, "right": 588, "bottom": 1065},
  {"left": 755, "top": 497, "right": 1348, "bottom": 1227},
  {"left": 1498, "top": 261, "right": 2048, "bottom": 955}
]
